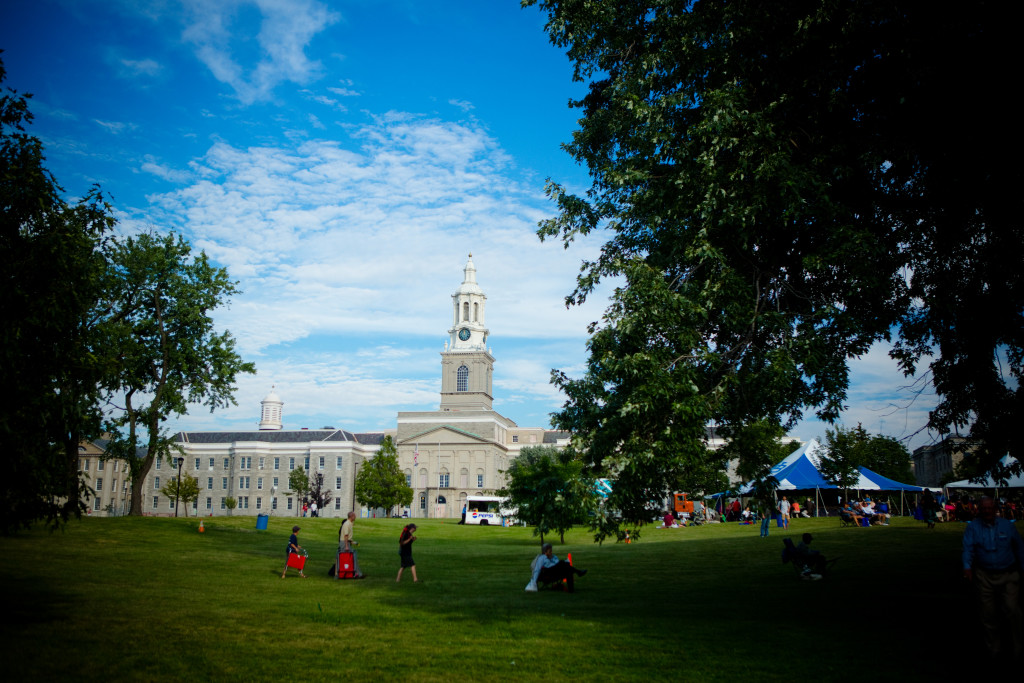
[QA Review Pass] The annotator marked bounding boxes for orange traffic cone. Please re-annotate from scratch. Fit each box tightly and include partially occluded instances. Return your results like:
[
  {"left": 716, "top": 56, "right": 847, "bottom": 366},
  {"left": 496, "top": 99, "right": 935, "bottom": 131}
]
[
  {"left": 199, "top": 520, "right": 205, "bottom": 533},
  {"left": 624, "top": 530, "right": 631, "bottom": 544}
]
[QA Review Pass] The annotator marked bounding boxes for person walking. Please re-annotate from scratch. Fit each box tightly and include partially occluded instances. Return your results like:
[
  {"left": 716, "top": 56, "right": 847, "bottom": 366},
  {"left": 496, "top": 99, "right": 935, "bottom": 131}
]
[
  {"left": 779, "top": 495, "right": 791, "bottom": 529},
  {"left": 396, "top": 523, "right": 419, "bottom": 582},
  {"left": 339, "top": 511, "right": 364, "bottom": 578},
  {"left": 281, "top": 525, "right": 305, "bottom": 579},
  {"left": 962, "top": 496, "right": 1024, "bottom": 660}
]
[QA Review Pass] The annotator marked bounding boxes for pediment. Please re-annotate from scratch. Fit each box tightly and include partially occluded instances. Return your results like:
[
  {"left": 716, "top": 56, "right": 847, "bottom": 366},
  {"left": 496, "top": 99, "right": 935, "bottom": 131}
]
[{"left": 398, "top": 425, "right": 490, "bottom": 446}]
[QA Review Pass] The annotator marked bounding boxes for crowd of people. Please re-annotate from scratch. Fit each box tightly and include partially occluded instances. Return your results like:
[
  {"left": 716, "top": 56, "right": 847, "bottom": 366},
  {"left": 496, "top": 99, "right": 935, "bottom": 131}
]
[{"left": 920, "top": 490, "right": 1021, "bottom": 526}]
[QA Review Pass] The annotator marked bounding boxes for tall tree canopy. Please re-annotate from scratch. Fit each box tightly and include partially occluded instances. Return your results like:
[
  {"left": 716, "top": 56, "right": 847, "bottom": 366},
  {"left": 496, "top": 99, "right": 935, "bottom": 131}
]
[
  {"left": 102, "top": 232, "right": 255, "bottom": 516},
  {"left": 354, "top": 436, "right": 413, "bottom": 515},
  {"left": 525, "top": 0, "right": 1020, "bottom": 535},
  {"left": 1, "top": 57, "right": 114, "bottom": 533}
]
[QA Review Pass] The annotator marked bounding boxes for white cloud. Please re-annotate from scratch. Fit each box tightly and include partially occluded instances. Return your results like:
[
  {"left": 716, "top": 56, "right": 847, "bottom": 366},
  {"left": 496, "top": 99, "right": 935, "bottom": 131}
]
[
  {"left": 94, "top": 119, "right": 132, "bottom": 134},
  {"left": 328, "top": 86, "right": 360, "bottom": 97},
  {"left": 139, "top": 113, "right": 608, "bottom": 369},
  {"left": 119, "top": 57, "right": 162, "bottom": 78},
  {"left": 140, "top": 155, "right": 191, "bottom": 183},
  {"left": 180, "top": 0, "right": 339, "bottom": 104},
  {"left": 449, "top": 98, "right": 474, "bottom": 112}
]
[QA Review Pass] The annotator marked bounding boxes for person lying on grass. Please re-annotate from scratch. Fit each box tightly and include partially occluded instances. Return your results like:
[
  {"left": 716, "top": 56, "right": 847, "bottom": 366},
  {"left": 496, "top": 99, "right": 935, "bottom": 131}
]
[{"left": 525, "top": 543, "right": 588, "bottom": 593}]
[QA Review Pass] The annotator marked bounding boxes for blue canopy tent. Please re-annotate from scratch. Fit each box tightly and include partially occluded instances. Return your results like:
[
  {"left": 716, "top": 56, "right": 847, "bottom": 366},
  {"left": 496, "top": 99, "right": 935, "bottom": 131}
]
[{"left": 731, "top": 439, "right": 922, "bottom": 516}]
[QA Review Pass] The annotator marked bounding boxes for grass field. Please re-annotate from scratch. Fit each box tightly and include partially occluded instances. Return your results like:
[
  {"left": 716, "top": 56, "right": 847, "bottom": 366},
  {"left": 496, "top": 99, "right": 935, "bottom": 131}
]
[{"left": 0, "top": 514, "right": 983, "bottom": 681}]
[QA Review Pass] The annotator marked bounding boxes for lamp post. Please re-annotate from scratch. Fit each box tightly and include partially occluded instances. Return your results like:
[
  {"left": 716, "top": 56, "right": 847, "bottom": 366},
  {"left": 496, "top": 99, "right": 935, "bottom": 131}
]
[{"left": 174, "top": 456, "right": 184, "bottom": 518}]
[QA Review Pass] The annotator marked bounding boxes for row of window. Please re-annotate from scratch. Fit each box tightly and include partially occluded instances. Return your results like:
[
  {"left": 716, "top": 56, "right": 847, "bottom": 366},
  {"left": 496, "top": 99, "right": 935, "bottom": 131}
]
[
  {"left": 145, "top": 496, "right": 347, "bottom": 512},
  {"left": 403, "top": 474, "right": 485, "bottom": 488},
  {"left": 80, "top": 458, "right": 120, "bottom": 472},
  {"left": 153, "top": 476, "right": 347, "bottom": 491},
  {"left": 170, "top": 455, "right": 345, "bottom": 472}
]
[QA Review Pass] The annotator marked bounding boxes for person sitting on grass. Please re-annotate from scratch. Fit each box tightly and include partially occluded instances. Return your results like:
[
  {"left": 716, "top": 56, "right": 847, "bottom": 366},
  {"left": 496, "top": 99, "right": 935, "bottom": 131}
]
[
  {"left": 794, "top": 533, "right": 828, "bottom": 575},
  {"left": 525, "top": 543, "right": 588, "bottom": 593}
]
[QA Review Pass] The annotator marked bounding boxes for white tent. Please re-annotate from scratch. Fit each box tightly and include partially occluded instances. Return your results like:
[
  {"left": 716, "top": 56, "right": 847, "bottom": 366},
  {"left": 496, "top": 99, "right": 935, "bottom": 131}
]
[{"left": 945, "top": 456, "right": 1024, "bottom": 489}]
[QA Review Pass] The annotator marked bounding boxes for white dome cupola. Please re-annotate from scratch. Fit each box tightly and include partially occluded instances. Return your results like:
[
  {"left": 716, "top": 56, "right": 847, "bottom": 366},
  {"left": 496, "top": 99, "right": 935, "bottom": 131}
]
[{"left": 259, "top": 386, "right": 283, "bottom": 430}]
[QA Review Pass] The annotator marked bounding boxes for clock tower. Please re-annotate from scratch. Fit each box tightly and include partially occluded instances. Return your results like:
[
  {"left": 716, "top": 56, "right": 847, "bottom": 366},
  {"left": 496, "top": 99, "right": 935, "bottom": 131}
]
[{"left": 440, "top": 254, "right": 494, "bottom": 411}]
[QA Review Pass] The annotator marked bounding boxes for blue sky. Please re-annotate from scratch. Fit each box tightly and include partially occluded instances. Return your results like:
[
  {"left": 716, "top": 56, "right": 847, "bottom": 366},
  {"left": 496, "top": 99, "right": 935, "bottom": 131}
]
[{"left": 1, "top": 0, "right": 937, "bottom": 449}]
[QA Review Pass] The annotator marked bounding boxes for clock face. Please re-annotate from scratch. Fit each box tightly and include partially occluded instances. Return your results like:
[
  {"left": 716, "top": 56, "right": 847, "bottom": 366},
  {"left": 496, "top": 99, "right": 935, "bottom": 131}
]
[{"left": 458, "top": 328, "right": 471, "bottom": 341}]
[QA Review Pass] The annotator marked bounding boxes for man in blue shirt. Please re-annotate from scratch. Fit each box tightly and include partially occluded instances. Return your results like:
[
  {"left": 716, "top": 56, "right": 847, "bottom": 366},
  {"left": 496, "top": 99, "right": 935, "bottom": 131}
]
[
  {"left": 525, "top": 543, "right": 588, "bottom": 593},
  {"left": 962, "top": 496, "right": 1023, "bottom": 658}
]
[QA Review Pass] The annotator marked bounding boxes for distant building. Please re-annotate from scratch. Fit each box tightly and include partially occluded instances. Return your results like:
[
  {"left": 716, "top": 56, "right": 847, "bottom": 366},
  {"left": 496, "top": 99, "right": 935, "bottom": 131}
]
[
  {"left": 395, "top": 254, "right": 569, "bottom": 519},
  {"left": 912, "top": 436, "right": 973, "bottom": 487}
]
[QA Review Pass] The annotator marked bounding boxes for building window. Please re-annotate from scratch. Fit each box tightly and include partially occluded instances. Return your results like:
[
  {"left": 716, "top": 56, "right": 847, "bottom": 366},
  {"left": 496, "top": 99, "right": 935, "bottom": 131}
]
[
  {"left": 257, "top": 477, "right": 263, "bottom": 490},
  {"left": 272, "top": 498, "right": 278, "bottom": 510},
  {"left": 336, "top": 477, "right": 342, "bottom": 490},
  {"left": 223, "top": 458, "right": 229, "bottom": 470},
  {"left": 274, "top": 457, "right": 280, "bottom": 470},
  {"left": 97, "top": 459, "right": 104, "bottom": 471},
  {"left": 222, "top": 477, "right": 228, "bottom": 490},
  {"left": 154, "top": 476, "right": 160, "bottom": 489},
  {"left": 206, "top": 497, "right": 212, "bottom": 510},
  {"left": 153, "top": 496, "right": 159, "bottom": 509},
  {"left": 95, "top": 478, "right": 103, "bottom": 491},
  {"left": 287, "top": 498, "right": 293, "bottom": 510},
  {"left": 477, "top": 474, "right": 484, "bottom": 488},
  {"left": 473, "top": 302, "right": 479, "bottom": 321},
  {"left": 259, "top": 457, "right": 265, "bottom": 470},
  {"left": 156, "top": 458, "right": 161, "bottom": 470},
  {"left": 191, "top": 499, "right": 197, "bottom": 511},
  {"left": 112, "top": 478, "right": 117, "bottom": 493},
  {"left": 439, "top": 473, "right": 450, "bottom": 488},
  {"left": 336, "top": 456, "right": 343, "bottom": 468},
  {"left": 221, "top": 498, "right": 226, "bottom": 510},
  {"left": 420, "top": 494, "right": 426, "bottom": 510},
  {"left": 169, "top": 499, "right": 174, "bottom": 510},
  {"left": 512, "top": 435, "right": 519, "bottom": 443},
  {"left": 273, "top": 477, "right": 279, "bottom": 489},
  {"left": 82, "top": 458, "right": 89, "bottom": 471},
  {"left": 209, "top": 458, "right": 215, "bottom": 469},
  {"left": 195, "top": 458, "right": 201, "bottom": 470},
  {"left": 463, "top": 301, "right": 469, "bottom": 321},
  {"left": 207, "top": 477, "right": 213, "bottom": 490},
  {"left": 94, "top": 497, "right": 102, "bottom": 511},
  {"left": 242, "top": 497, "right": 249, "bottom": 509},
  {"left": 317, "top": 456, "right": 324, "bottom": 470},
  {"left": 289, "top": 457, "right": 295, "bottom": 471},
  {"left": 457, "top": 365, "right": 469, "bottom": 392},
  {"left": 406, "top": 474, "right": 412, "bottom": 486},
  {"left": 256, "top": 497, "right": 262, "bottom": 510},
  {"left": 335, "top": 498, "right": 341, "bottom": 510},
  {"left": 304, "top": 456, "right": 310, "bottom": 471}
]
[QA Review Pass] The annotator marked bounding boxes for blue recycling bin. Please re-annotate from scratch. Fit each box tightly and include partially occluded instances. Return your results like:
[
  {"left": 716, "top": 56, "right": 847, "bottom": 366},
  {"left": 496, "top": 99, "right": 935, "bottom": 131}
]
[{"left": 255, "top": 513, "right": 269, "bottom": 530}]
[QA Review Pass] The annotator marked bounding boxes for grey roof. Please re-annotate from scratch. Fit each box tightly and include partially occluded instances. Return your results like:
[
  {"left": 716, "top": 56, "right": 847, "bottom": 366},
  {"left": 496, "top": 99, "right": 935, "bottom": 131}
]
[
  {"left": 542, "top": 430, "right": 571, "bottom": 444},
  {"left": 173, "top": 429, "right": 382, "bottom": 446}
]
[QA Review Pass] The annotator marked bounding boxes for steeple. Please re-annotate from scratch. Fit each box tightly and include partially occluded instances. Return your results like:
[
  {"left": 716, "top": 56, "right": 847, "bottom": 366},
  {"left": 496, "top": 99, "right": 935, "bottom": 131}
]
[
  {"left": 440, "top": 254, "right": 494, "bottom": 411},
  {"left": 259, "top": 386, "right": 283, "bottom": 430}
]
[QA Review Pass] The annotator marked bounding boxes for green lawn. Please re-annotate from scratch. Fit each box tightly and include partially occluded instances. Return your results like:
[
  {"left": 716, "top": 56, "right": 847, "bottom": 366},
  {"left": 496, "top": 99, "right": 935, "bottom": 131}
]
[{"left": 0, "top": 514, "right": 980, "bottom": 681}]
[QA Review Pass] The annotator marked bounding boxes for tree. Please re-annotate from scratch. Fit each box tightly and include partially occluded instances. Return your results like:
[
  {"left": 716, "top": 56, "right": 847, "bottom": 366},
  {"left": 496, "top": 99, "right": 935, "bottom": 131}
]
[
  {"left": 307, "top": 472, "right": 333, "bottom": 514},
  {"left": 524, "top": 1, "right": 1021, "bottom": 538},
  {"left": 499, "top": 446, "right": 597, "bottom": 544},
  {"left": 862, "top": 434, "right": 913, "bottom": 484},
  {"left": 160, "top": 472, "right": 201, "bottom": 517},
  {"left": 1, "top": 55, "right": 115, "bottom": 533},
  {"left": 289, "top": 467, "right": 310, "bottom": 515},
  {"left": 354, "top": 436, "right": 412, "bottom": 515},
  {"left": 101, "top": 232, "right": 255, "bottom": 516},
  {"left": 819, "top": 425, "right": 868, "bottom": 496}
]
